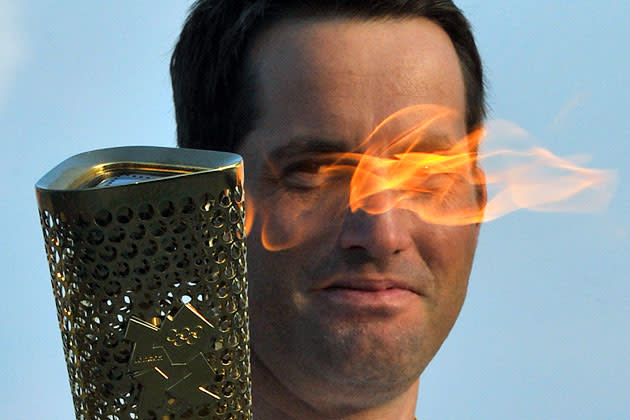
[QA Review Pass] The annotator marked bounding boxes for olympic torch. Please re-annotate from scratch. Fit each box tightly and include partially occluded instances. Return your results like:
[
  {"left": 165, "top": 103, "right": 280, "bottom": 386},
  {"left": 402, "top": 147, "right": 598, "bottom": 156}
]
[{"left": 35, "top": 146, "right": 251, "bottom": 419}]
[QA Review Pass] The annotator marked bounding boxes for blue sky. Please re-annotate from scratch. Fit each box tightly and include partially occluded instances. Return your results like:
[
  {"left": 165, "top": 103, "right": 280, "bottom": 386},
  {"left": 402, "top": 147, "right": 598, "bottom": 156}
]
[{"left": 1, "top": 2, "right": 628, "bottom": 419}]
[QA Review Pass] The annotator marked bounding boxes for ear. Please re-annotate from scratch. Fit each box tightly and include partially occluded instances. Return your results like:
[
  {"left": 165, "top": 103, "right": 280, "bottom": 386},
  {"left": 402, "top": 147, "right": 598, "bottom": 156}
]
[{"left": 473, "top": 165, "right": 487, "bottom": 232}]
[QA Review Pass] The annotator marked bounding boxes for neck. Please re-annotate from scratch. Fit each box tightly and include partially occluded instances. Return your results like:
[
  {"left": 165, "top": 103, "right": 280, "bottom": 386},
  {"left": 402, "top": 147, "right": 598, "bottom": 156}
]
[{"left": 250, "top": 351, "right": 420, "bottom": 420}]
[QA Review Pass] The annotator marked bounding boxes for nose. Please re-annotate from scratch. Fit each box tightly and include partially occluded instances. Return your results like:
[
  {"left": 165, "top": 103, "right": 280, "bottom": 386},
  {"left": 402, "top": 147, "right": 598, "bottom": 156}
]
[{"left": 338, "top": 195, "right": 414, "bottom": 260}]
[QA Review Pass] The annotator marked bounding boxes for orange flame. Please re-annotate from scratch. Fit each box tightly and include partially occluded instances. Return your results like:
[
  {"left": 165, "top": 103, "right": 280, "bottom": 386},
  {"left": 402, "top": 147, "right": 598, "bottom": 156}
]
[{"left": 245, "top": 105, "right": 616, "bottom": 251}]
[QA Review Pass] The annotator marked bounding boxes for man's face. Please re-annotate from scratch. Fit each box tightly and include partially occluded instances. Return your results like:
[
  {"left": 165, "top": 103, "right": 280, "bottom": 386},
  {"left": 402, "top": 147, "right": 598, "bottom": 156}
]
[{"left": 238, "top": 17, "right": 482, "bottom": 407}]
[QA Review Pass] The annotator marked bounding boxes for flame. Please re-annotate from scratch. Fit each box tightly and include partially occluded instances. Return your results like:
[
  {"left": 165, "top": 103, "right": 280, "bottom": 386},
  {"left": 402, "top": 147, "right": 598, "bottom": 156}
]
[{"left": 244, "top": 105, "right": 616, "bottom": 251}]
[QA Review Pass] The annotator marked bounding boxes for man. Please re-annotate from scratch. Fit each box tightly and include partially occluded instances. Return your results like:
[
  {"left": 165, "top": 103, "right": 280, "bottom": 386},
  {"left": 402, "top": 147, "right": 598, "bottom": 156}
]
[{"left": 171, "top": 1, "right": 486, "bottom": 419}]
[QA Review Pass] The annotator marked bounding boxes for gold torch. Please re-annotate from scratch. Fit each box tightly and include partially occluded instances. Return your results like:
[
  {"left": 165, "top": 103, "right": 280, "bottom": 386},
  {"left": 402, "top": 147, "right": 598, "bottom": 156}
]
[{"left": 35, "top": 146, "right": 251, "bottom": 419}]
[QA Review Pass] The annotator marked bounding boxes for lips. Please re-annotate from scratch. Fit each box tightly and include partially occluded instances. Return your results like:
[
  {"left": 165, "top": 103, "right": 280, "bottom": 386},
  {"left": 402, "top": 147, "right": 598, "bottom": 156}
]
[
  {"left": 315, "top": 274, "right": 425, "bottom": 296},
  {"left": 306, "top": 274, "right": 427, "bottom": 315}
]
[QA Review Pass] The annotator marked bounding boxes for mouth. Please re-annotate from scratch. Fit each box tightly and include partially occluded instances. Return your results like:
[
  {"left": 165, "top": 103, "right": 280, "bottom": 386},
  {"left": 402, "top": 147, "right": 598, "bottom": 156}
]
[
  {"left": 312, "top": 275, "right": 425, "bottom": 313},
  {"left": 316, "top": 274, "right": 424, "bottom": 295}
]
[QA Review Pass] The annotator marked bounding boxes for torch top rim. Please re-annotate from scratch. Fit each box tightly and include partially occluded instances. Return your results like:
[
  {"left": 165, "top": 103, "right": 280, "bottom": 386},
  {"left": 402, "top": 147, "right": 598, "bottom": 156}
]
[{"left": 35, "top": 146, "right": 242, "bottom": 192}]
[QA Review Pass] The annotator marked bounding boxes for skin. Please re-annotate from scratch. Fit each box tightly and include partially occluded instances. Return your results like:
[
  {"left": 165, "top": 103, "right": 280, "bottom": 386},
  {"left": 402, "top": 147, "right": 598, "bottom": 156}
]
[{"left": 237, "top": 18, "right": 484, "bottom": 420}]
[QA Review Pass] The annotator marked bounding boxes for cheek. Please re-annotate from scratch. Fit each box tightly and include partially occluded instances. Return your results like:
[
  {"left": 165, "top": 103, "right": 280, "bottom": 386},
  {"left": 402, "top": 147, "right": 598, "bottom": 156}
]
[
  {"left": 253, "top": 188, "right": 347, "bottom": 252},
  {"left": 245, "top": 191, "right": 346, "bottom": 316},
  {"left": 421, "top": 224, "right": 478, "bottom": 291},
  {"left": 421, "top": 227, "right": 477, "bottom": 336},
  {"left": 245, "top": 221, "right": 323, "bottom": 345},
  {"left": 246, "top": 234, "right": 296, "bottom": 326}
]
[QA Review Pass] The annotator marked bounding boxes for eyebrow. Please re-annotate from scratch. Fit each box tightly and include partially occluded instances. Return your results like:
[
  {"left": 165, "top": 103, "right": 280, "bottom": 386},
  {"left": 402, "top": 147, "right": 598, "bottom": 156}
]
[
  {"left": 267, "top": 136, "right": 351, "bottom": 162},
  {"left": 367, "top": 129, "right": 464, "bottom": 157},
  {"left": 266, "top": 130, "right": 465, "bottom": 166},
  {"left": 401, "top": 134, "right": 462, "bottom": 153}
]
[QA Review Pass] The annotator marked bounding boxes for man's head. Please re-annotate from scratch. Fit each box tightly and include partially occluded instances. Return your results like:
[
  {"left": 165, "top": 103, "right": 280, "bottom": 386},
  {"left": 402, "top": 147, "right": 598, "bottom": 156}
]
[
  {"left": 172, "top": 1, "right": 485, "bottom": 417},
  {"left": 171, "top": 0, "right": 485, "bottom": 152}
]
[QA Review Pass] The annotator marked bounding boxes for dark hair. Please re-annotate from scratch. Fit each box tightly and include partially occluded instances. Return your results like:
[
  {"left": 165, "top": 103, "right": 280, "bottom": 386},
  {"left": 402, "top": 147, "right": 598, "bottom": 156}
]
[{"left": 171, "top": 0, "right": 486, "bottom": 152}]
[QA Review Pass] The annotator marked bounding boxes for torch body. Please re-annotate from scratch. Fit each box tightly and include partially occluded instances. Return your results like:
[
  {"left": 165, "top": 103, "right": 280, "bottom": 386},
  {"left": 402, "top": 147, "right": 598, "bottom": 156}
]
[{"left": 36, "top": 147, "right": 251, "bottom": 419}]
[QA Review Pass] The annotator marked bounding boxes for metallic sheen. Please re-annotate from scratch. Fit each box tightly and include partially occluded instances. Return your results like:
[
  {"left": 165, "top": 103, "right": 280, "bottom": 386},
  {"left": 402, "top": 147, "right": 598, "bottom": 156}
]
[{"left": 36, "top": 146, "right": 251, "bottom": 419}]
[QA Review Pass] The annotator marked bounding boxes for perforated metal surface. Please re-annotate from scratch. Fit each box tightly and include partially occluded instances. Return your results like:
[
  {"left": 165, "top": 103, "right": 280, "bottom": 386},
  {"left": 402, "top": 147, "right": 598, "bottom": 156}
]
[{"left": 37, "top": 156, "right": 250, "bottom": 420}]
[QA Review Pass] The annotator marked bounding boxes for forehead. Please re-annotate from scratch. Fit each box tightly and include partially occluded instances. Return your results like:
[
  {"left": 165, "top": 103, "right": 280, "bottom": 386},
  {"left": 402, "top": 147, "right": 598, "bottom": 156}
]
[{"left": 242, "top": 17, "right": 467, "bottom": 157}]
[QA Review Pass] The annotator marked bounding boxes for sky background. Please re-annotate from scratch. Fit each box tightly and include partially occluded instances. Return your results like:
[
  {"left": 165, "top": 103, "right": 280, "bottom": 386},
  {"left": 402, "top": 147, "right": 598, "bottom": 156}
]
[{"left": 1, "top": 2, "right": 628, "bottom": 419}]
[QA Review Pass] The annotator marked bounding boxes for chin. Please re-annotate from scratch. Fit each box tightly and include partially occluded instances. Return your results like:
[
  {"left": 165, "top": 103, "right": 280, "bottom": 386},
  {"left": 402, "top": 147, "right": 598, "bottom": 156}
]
[{"left": 304, "top": 317, "right": 430, "bottom": 389}]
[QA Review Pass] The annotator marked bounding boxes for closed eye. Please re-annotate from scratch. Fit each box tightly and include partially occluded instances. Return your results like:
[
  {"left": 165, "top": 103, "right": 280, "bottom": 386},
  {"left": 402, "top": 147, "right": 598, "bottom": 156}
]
[
  {"left": 280, "top": 155, "right": 357, "bottom": 190},
  {"left": 281, "top": 159, "right": 331, "bottom": 190}
]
